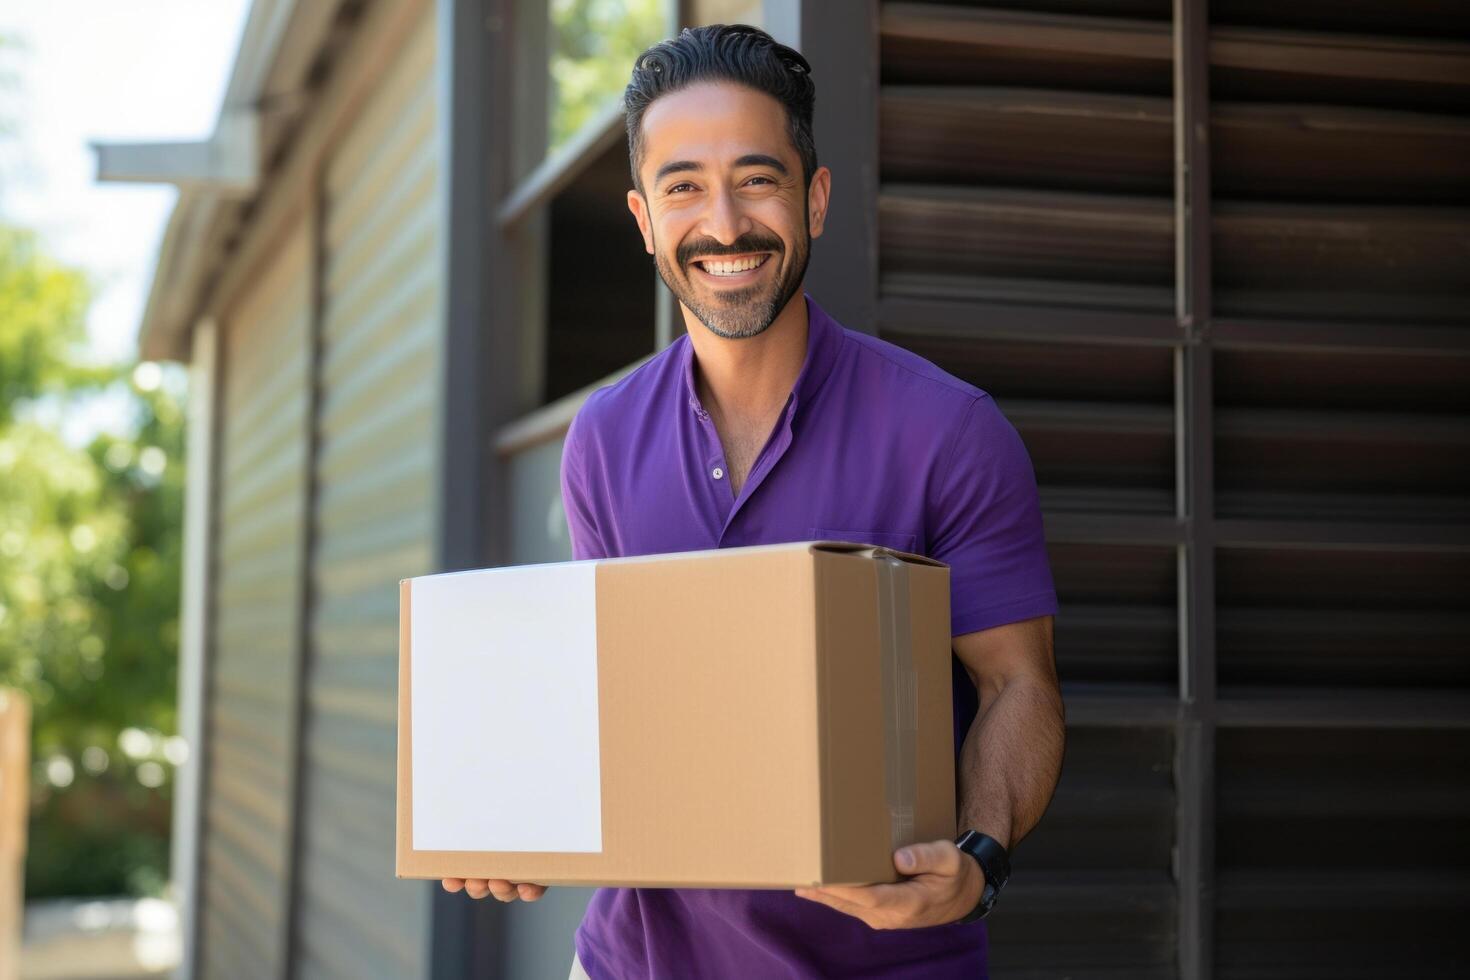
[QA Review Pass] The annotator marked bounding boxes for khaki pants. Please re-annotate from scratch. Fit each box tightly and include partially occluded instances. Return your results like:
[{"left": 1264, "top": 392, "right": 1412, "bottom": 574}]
[{"left": 568, "top": 950, "right": 592, "bottom": 980}]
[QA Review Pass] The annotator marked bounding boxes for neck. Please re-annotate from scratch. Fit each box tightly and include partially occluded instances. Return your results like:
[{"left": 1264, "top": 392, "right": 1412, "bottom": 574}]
[{"left": 687, "top": 290, "right": 809, "bottom": 422}]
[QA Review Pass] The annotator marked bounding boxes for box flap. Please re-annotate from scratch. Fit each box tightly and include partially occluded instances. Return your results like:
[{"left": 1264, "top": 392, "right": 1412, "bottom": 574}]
[{"left": 807, "top": 541, "right": 947, "bottom": 569}]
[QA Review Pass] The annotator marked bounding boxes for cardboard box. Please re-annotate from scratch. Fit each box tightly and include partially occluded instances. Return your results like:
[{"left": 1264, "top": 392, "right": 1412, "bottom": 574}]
[{"left": 395, "top": 541, "right": 955, "bottom": 888}]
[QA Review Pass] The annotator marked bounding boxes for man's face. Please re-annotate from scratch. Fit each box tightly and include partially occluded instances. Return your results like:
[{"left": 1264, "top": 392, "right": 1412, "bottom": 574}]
[{"left": 627, "top": 82, "right": 830, "bottom": 340}]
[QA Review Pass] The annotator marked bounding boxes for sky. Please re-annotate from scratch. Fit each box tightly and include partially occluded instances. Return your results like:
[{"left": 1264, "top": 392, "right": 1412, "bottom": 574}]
[{"left": 0, "top": 0, "right": 253, "bottom": 442}]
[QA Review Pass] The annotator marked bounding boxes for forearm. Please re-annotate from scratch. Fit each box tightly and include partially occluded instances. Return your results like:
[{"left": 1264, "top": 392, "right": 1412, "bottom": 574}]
[{"left": 955, "top": 676, "right": 1065, "bottom": 850}]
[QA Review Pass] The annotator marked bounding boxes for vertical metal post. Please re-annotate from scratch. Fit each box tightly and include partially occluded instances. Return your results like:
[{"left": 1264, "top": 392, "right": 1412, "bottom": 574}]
[
  {"left": 432, "top": 0, "right": 507, "bottom": 977},
  {"left": 1173, "top": 0, "right": 1216, "bottom": 977},
  {"left": 438, "top": 0, "right": 496, "bottom": 572},
  {"left": 510, "top": 0, "right": 550, "bottom": 411},
  {"left": 763, "top": 0, "right": 881, "bottom": 335},
  {"left": 173, "top": 316, "right": 220, "bottom": 980},
  {"left": 657, "top": 0, "right": 695, "bottom": 350},
  {"left": 655, "top": 277, "right": 683, "bottom": 349}
]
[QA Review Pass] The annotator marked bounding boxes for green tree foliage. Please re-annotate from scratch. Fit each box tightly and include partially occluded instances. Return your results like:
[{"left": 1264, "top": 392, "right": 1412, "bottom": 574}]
[
  {"left": 0, "top": 227, "right": 110, "bottom": 424},
  {"left": 549, "top": 0, "right": 667, "bottom": 151},
  {"left": 0, "top": 221, "right": 184, "bottom": 898}
]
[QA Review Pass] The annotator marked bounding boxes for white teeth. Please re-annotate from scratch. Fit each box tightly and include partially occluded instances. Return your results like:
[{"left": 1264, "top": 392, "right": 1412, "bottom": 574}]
[{"left": 700, "top": 254, "right": 768, "bottom": 276}]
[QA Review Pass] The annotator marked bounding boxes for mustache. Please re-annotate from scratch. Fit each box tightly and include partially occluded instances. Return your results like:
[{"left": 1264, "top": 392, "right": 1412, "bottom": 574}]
[{"left": 677, "top": 235, "right": 784, "bottom": 267}]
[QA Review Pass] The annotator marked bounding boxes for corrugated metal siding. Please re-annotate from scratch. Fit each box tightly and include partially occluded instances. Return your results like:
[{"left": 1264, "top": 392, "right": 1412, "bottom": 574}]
[
  {"left": 199, "top": 222, "right": 313, "bottom": 980},
  {"left": 291, "top": 6, "right": 441, "bottom": 978}
]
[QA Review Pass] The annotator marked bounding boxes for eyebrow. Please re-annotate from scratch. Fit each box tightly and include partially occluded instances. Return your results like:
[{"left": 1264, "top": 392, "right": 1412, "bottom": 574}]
[{"left": 654, "top": 153, "right": 790, "bottom": 186}]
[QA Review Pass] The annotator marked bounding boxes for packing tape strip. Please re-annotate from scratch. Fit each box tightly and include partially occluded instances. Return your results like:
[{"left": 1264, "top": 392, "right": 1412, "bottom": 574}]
[{"left": 876, "top": 554, "right": 917, "bottom": 848}]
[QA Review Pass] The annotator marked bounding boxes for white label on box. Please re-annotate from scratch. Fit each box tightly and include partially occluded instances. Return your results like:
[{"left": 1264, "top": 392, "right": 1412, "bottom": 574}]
[{"left": 411, "top": 562, "right": 603, "bottom": 852}]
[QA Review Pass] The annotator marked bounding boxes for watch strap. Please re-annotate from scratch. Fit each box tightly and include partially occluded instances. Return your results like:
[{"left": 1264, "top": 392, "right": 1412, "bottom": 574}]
[{"left": 954, "top": 830, "right": 1010, "bottom": 923}]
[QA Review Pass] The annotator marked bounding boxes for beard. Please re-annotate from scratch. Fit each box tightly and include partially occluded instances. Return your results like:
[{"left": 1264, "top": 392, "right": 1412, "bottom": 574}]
[{"left": 653, "top": 219, "right": 810, "bottom": 340}]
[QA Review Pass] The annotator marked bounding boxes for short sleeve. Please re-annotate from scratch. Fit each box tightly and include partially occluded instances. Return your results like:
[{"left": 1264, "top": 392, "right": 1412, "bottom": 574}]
[
  {"left": 929, "top": 395, "right": 1059, "bottom": 637},
  {"left": 560, "top": 411, "right": 610, "bottom": 561}
]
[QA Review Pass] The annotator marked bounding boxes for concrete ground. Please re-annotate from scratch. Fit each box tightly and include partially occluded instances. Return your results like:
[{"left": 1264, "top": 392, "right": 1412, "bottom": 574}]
[{"left": 20, "top": 897, "right": 179, "bottom": 980}]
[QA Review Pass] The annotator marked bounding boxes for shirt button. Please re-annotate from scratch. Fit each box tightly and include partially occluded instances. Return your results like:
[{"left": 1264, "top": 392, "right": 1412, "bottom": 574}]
[{"left": 711, "top": 467, "right": 724, "bottom": 480}]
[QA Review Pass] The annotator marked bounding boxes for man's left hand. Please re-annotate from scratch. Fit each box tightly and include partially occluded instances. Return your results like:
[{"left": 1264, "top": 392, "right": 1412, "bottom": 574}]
[{"left": 793, "top": 840, "right": 984, "bottom": 930}]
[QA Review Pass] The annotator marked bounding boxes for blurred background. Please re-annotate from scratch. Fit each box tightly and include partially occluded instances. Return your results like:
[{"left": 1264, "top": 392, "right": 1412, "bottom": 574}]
[
  {"left": 0, "top": 1, "right": 1465, "bottom": 979},
  {"left": 1, "top": 1, "right": 251, "bottom": 977}
]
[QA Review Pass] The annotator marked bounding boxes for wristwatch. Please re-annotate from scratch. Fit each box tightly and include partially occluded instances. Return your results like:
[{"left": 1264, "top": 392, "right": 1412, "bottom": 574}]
[{"left": 953, "top": 830, "right": 1011, "bottom": 923}]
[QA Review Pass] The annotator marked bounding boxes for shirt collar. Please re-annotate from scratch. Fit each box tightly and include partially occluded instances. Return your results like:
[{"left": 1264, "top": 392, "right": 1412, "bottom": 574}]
[{"left": 681, "top": 291, "right": 841, "bottom": 420}]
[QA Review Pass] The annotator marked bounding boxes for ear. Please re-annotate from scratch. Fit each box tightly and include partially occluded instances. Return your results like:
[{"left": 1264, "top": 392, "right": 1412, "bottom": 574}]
[
  {"left": 807, "top": 166, "right": 832, "bottom": 239},
  {"left": 626, "top": 188, "right": 655, "bottom": 254}
]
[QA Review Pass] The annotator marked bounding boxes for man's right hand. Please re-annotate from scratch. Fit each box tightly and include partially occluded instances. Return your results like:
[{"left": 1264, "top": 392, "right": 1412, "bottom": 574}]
[{"left": 441, "top": 878, "right": 548, "bottom": 902}]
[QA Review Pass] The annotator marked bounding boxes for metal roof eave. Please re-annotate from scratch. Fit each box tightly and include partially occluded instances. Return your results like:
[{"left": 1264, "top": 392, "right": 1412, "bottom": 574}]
[{"left": 94, "top": 0, "right": 352, "bottom": 363}]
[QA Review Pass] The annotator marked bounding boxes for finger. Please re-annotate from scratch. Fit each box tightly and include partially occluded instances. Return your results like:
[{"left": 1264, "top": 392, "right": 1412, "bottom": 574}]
[
  {"left": 441, "top": 879, "right": 464, "bottom": 893},
  {"left": 794, "top": 888, "right": 879, "bottom": 926},
  {"left": 794, "top": 887, "right": 856, "bottom": 914},
  {"left": 517, "top": 882, "right": 547, "bottom": 902},
  {"left": 806, "top": 881, "right": 918, "bottom": 910},
  {"left": 487, "top": 879, "right": 519, "bottom": 902},
  {"left": 464, "top": 879, "right": 491, "bottom": 900},
  {"left": 895, "top": 840, "right": 964, "bottom": 877}
]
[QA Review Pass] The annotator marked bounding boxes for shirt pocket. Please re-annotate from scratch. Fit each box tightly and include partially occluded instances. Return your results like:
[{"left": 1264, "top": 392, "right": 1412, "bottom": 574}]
[{"left": 807, "top": 526, "right": 919, "bottom": 555}]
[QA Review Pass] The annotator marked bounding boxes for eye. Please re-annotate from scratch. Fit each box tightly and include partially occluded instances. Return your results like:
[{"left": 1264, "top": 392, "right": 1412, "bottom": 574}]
[
  {"left": 746, "top": 176, "right": 774, "bottom": 186},
  {"left": 667, "top": 182, "right": 694, "bottom": 194}
]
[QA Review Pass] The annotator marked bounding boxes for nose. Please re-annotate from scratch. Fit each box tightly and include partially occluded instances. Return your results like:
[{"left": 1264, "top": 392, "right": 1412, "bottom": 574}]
[{"left": 700, "top": 183, "right": 751, "bottom": 247}]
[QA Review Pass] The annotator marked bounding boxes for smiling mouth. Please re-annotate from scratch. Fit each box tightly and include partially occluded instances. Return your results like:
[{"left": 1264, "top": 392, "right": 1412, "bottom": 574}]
[{"left": 691, "top": 252, "right": 773, "bottom": 279}]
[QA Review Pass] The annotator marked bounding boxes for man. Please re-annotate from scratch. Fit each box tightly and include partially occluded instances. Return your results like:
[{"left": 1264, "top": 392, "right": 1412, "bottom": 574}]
[{"left": 443, "top": 24, "right": 1065, "bottom": 979}]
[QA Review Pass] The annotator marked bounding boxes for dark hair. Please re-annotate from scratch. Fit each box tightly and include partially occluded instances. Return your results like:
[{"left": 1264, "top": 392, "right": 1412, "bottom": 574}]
[{"left": 623, "top": 24, "right": 817, "bottom": 194}]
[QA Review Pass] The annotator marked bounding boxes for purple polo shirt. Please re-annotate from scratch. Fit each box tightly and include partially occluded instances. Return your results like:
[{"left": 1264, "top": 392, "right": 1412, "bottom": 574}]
[{"left": 560, "top": 292, "right": 1058, "bottom": 979}]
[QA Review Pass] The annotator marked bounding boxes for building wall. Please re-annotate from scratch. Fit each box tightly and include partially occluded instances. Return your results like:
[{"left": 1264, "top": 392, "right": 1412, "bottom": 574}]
[
  {"left": 191, "top": 3, "right": 443, "bottom": 978},
  {"left": 183, "top": 2, "right": 1466, "bottom": 978},
  {"left": 198, "top": 221, "right": 312, "bottom": 980},
  {"left": 292, "top": 6, "right": 443, "bottom": 978},
  {"left": 489, "top": 1, "right": 1469, "bottom": 976}
]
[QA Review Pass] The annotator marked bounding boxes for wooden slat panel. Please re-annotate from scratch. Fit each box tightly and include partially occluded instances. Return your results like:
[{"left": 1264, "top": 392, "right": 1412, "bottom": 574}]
[
  {"left": 1007, "top": 397, "right": 1175, "bottom": 496},
  {"left": 989, "top": 872, "right": 1178, "bottom": 978},
  {"left": 1214, "top": 347, "right": 1470, "bottom": 414},
  {"left": 1214, "top": 347, "right": 1470, "bottom": 522},
  {"left": 1215, "top": 729, "right": 1470, "bottom": 976},
  {"left": 1213, "top": 201, "right": 1470, "bottom": 321},
  {"left": 1216, "top": 406, "right": 1470, "bottom": 494},
  {"left": 1217, "top": 545, "right": 1469, "bottom": 609},
  {"left": 1218, "top": 607, "right": 1470, "bottom": 689},
  {"left": 1017, "top": 727, "right": 1176, "bottom": 870},
  {"left": 1212, "top": 0, "right": 1470, "bottom": 38},
  {"left": 881, "top": 86, "right": 1173, "bottom": 192},
  {"left": 1211, "top": 25, "right": 1470, "bottom": 111},
  {"left": 1216, "top": 689, "right": 1470, "bottom": 729},
  {"left": 877, "top": 3, "right": 1469, "bottom": 976},
  {"left": 1048, "top": 542, "right": 1176, "bottom": 606},
  {"left": 1056, "top": 604, "right": 1178, "bottom": 686},
  {"left": 857, "top": 190, "right": 1470, "bottom": 323},
  {"left": 880, "top": 185, "right": 1175, "bottom": 310},
  {"left": 1213, "top": 102, "right": 1470, "bottom": 203},
  {"left": 1204, "top": 23, "right": 1470, "bottom": 970},
  {"left": 877, "top": 7, "right": 1185, "bottom": 971},
  {"left": 881, "top": 4, "right": 1172, "bottom": 92},
  {"left": 1216, "top": 869, "right": 1466, "bottom": 979}
]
